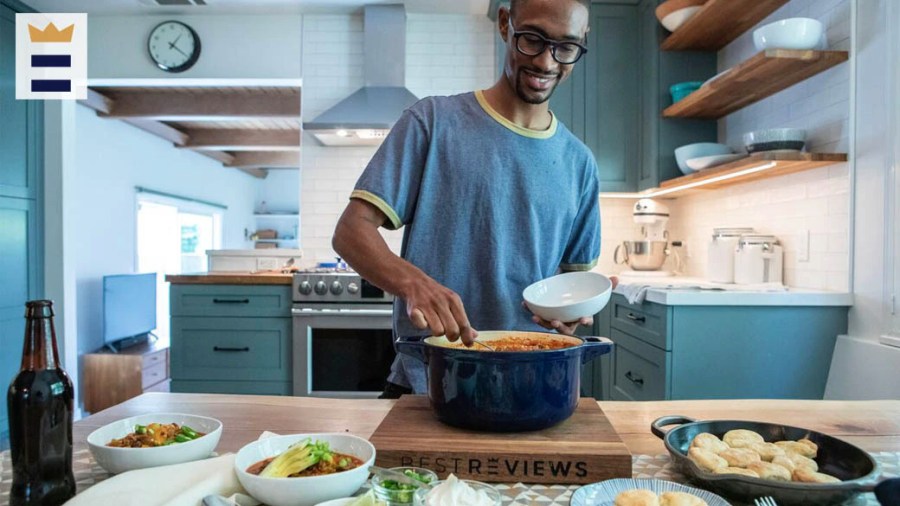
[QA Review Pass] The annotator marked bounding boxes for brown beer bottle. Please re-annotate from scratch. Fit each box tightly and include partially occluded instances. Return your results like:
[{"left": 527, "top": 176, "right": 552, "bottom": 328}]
[{"left": 7, "top": 300, "right": 76, "bottom": 506}]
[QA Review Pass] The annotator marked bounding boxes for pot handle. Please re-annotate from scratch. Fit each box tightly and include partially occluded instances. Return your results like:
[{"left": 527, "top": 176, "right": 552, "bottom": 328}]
[
  {"left": 862, "top": 477, "right": 900, "bottom": 505},
  {"left": 651, "top": 415, "right": 697, "bottom": 440},
  {"left": 580, "top": 336, "right": 614, "bottom": 364},
  {"left": 395, "top": 335, "right": 428, "bottom": 364}
]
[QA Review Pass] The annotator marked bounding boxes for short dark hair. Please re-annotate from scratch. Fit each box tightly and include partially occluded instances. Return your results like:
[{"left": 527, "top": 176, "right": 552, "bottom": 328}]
[{"left": 509, "top": 0, "right": 591, "bottom": 17}]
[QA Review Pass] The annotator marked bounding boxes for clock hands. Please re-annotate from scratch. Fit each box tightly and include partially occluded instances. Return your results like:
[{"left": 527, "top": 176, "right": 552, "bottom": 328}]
[
  {"left": 170, "top": 44, "right": 189, "bottom": 58},
  {"left": 168, "top": 31, "right": 188, "bottom": 58}
]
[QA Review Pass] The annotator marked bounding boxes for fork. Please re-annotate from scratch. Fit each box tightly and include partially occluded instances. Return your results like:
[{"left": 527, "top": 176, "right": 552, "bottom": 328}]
[{"left": 753, "top": 497, "right": 778, "bottom": 506}]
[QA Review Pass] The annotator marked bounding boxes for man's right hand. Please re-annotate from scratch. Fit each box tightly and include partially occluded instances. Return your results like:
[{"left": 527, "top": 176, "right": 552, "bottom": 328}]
[{"left": 404, "top": 277, "right": 478, "bottom": 345}]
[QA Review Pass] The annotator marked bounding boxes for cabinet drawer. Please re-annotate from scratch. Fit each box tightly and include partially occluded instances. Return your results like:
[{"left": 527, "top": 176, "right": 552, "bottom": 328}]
[
  {"left": 171, "top": 380, "right": 291, "bottom": 396},
  {"left": 141, "top": 361, "right": 168, "bottom": 389},
  {"left": 170, "top": 285, "right": 292, "bottom": 317},
  {"left": 610, "top": 294, "right": 669, "bottom": 350},
  {"left": 611, "top": 329, "right": 668, "bottom": 401},
  {"left": 171, "top": 317, "right": 291, "bottom": 382},
  {"left": 144, "top": 379, "right": 171, "bottom": 393},
  {"left": 142, "top": 348, "right": 168, "bottom": 370}
]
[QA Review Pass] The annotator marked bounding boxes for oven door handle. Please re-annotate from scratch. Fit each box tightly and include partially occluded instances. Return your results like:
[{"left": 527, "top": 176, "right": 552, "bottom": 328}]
[{"left": 291, "top": 308, "right": 394, "bottom": 317}]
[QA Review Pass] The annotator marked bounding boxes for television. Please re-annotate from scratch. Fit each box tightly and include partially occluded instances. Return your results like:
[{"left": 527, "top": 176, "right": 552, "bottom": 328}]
[{"left": 103, "top": 273, "right": 157, "bottom": 351}]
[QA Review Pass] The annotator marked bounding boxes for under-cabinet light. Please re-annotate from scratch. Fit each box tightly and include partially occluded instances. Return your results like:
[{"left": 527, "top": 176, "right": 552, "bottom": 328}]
[{"left": 599, "top": 162, "right": 779, "bottom": 199}]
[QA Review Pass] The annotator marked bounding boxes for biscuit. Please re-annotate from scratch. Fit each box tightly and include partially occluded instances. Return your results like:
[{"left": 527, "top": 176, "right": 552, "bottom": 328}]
[
  {"left": 775, "top": 440, "right": 817, "bottom": 459},
  {"left": 750, "top": 442, "right": 786, "bottom": 462},
  {"left": 719, "top": 448, "right": 761, "bottom": 468},
  {"left": 723, "top": 429, "right": 765, "bottom": 449},
  {"left": 777, "top": 452, "right": 819, "bottom": 472},
  {"left": 659, "top": 491, "right": 708, "bottom": 506},
  {"left": 714, "top": 467, "right": 760, "bottom": 478},
  {"left": 690, "top": 433, "right": 729, "bottom": 454},
  {"left": 614, "top": 489, "right": 660, "bottom": 506},
  {"left": 797, "top": 438, "right": 819, "bottom": 456},
  {"left": 688, "top": 447, "right": 728, "bottom": 473},
  {"left": 747, "top": 461, "right": 792, "bottom": 482},
  {"left": 793, "top": 467, "right": 841, "bottom": 483}
]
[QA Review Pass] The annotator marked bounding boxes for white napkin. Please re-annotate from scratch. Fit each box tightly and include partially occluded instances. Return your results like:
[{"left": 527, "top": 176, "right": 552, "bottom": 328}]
[
  {"left": 614, "top": 279, "right": 788, "bottom": 304},
  {"left": 64, "top": 454, "right": 248, "bottom": 506}
]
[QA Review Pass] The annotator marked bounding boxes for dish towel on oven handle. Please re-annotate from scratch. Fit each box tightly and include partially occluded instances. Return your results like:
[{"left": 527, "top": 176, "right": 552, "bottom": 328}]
[{"left": 62, "top": 453, "right": 255, "bottom": 506}]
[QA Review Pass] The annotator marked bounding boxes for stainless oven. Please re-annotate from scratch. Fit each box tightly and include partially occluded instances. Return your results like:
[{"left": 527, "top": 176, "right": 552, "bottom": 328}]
[{"left": 291, "top": 271, "right": 395, "bottom": 398}]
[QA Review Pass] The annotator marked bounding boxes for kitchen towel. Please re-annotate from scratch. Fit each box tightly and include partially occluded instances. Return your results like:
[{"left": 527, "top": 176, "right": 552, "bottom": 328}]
[
  {"left": 614, "top": 280, "right": 788, "bottom": 304},
  {"left": 62, "top": 453, "right": 247, "bottom": 506}
]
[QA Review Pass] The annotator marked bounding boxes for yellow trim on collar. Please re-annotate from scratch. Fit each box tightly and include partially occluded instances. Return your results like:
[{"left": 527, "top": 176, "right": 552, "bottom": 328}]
[
  {"left": 474, "top": 90, "right": 558, "bottom": 139},
  {"left": 350, "top": 190, "right": 403, "bottom": 230}
]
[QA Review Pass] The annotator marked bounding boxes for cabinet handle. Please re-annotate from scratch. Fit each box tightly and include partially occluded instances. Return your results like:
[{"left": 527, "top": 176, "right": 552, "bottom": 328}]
[
  {"left": 213, "top": 346, "right": 250, "bottom": 352},
  {"left": 625, "top": 312, "right": 646, "bottom": 323},
  {"left": 625, "top": 371, "right": 644, "bottom": 386},
  {"left": 213, "top": 298, "right": 250, "bottom": 304}
]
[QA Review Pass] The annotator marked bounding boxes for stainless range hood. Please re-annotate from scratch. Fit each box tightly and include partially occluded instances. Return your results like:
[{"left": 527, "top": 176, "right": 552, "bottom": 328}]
[{"left": 303, "top": 4, "right": 419, "bottom": 146}]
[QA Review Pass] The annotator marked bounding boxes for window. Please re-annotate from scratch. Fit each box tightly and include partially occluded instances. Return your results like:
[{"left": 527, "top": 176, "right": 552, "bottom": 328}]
[{"left": 136, "top": 190, "right": 224, "bottom": 338}]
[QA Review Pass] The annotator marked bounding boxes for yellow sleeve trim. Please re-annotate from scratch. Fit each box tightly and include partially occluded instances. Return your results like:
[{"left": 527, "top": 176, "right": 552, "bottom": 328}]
[
  {"left": 474, "top": 90, "right": 558, "bottom": 139},
  {"left": 350, "top": 190, "right": 403, "bottom": 230},
  {"left": 561, "top": 258, "right": 599, "bottom": 272}
]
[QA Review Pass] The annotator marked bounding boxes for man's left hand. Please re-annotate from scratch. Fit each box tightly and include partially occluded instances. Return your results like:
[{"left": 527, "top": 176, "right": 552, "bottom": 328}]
[{"left": 523, "top": 274, "right": 618, "bottom": 336}]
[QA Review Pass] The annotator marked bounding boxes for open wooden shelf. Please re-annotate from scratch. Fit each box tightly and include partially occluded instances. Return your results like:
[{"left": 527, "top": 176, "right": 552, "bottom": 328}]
[
  {"left": 660, "top": 0, "right": 789, "bottom": 51},
  {"left": 662, "top": 50, "right": 849, "bottom": 119},
  {"left": 658, "top": 152, "right": 847, "bottom": 195}
]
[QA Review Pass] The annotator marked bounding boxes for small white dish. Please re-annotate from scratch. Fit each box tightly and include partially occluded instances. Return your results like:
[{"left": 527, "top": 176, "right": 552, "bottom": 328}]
[
  {"left": 660, "top": 6, "right": 702, "bottom": 32},
  {"left": 753, "top": 18, "right": 824, "bottom": 51},
  {"left": 235, "top": 433, "right": 375, "bottom": 506},
  {"left": 523, "top": 271, "right": 613, "bottom": 323},
  {"left": 572, "top": 478, "right": 730, "bottom": 506},
  {"left": 87, "top": 413, "right": 222, "bottom": 474},
  {"left": 686, "top": 153, "right": 748, "bottom": 171}
]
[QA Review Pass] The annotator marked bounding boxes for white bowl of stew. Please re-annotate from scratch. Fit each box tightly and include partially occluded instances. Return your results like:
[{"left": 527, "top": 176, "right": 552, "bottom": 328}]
[
  {"left": 86, "top": 412, "right": 222, "bottom": 474},
  {"left": 235, "top": 433, "right": 376, "bottom": 506}
]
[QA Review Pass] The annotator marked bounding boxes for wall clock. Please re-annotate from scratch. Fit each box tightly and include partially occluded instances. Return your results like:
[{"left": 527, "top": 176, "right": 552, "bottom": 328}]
[{"left": 148, "top": 20, "right": 201, "bottom": 73}]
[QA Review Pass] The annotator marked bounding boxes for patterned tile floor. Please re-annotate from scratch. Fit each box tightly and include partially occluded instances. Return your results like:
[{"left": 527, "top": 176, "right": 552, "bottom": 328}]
[{"left": 1, "top": 451, "right": 896, "bottom": 505}]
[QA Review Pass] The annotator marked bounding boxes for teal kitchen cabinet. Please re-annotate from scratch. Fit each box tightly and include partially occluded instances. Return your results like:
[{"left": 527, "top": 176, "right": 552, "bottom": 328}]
[
  {"left": 170, "top": 284, "right": 293, "bottom": 395},
  {"left": 606, "top": 294, "right": 849, "bottom": 401},
  {"left": 637, "top": 0, "right": 717, "bottom": 190},
  {"left": 578, "top": 303, "right": 613, "bottom": 400},
  {"left": 0, "top": 0, "right": 43, "bottom": 447}
]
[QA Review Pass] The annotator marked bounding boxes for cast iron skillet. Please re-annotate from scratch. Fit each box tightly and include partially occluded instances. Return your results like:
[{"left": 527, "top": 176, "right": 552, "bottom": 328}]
[{"left": 651, "top": 415, "right": 900, "bottom": 506}]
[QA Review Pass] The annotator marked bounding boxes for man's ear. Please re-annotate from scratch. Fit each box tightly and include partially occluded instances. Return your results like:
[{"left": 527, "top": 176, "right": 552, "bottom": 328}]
[{"left": 498, "top": 5, "right": 511, "bottom": 43}]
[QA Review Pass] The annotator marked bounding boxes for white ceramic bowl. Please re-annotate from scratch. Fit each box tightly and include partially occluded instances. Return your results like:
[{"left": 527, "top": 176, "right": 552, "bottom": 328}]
[
  {"left": 87, "top": 413, "right": 222, "bottom": 474},
  {"left": 235, "top": 433, "right": 376, "bottom": 506},
  {"left": 661, "top": 6, "right": 703, "bottom": 32},
  {"left": 674, "top": 143, "right": 733, "bottom": 174},
  {"left": 523, "top": 271, "right": 612, "bottom": 323},
  {"left": 753, "top": 18, "right": 824, "bottom": 51}
]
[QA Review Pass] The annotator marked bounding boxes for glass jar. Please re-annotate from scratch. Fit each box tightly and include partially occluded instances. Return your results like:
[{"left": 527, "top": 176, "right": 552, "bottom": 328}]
[{"left": 371, "top": 467, "right": 439, "bottom": 505}]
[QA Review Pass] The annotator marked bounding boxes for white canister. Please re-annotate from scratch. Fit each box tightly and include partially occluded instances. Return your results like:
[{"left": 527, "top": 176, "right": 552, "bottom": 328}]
[
  {"left": 734, "top": 234, "right": 783, "bottom": 284},
  {"left": 707, "top": 227, "right": 755, "bottom": 283}
]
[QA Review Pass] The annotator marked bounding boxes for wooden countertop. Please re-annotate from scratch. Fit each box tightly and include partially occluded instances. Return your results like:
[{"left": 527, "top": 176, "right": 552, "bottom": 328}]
[
  {"left": 74, "top": 394, "right": 900, "bottom": 456},
  {"left": 166, "top": 271, "right": 293, "bottom": 285}
]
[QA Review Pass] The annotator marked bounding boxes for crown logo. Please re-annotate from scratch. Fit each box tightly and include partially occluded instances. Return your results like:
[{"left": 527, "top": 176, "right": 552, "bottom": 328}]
[{"left": 28, "top": 22, "right": 75, "bottom": 43}]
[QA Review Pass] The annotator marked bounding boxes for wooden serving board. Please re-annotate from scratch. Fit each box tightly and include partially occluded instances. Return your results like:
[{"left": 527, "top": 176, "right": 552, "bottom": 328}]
[{"left": 369, "top": 395, "right": 632, "bottom": 484}]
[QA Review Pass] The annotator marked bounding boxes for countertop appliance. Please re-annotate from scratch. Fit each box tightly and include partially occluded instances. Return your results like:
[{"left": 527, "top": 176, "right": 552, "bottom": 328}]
[
  {"left": 615, "top": 199, "right": 677, "bottom": 277},
  {"left": 291, "top": 266, "right": 395, "bottom": 398},
  {"left": 707, "top": 227, "right": 755, "bottom": 283},
  {"left": 734, "top": 234, "right": 783, "bottom": 284}
]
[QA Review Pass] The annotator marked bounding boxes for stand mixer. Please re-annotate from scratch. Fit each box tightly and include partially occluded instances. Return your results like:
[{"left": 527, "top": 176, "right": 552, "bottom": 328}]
[{"left": 614, "top": 199, "right": 678, "bottom": 277}]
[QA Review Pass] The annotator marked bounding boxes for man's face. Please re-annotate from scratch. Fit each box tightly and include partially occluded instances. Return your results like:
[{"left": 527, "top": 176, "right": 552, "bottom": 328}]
[{"left": 499, "top": 0, "right": 589, "bottom": 105}]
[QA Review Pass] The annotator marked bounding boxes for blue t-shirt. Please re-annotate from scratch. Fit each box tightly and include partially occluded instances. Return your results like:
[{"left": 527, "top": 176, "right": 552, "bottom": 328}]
[{"left": 352, "top": 90, "right": 601, "bottom": 393}]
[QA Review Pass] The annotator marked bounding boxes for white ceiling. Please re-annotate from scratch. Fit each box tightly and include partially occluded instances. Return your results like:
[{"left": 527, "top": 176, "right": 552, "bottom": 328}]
[{"left": 24, "top": 0, "right": 491, "bottom": 16}]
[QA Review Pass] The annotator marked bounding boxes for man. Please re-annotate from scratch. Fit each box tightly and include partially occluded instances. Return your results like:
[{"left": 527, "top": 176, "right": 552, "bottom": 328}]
[{"left": 333, "top": 0, "right": 602, "bottom": 397}]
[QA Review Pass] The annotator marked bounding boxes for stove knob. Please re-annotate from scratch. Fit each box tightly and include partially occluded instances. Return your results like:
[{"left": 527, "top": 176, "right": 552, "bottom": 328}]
[
  {"left": 298, "top": 281, "right": 312, "bottom": 295},
  {"left": 330, "top": 281, "right": 344, "bottom": 295},
  {"left": 314, "top": 281, "right": 328, "bottom": 295},
  {"left": 347, "top": 282, "right": 359, "bottom": 294}
]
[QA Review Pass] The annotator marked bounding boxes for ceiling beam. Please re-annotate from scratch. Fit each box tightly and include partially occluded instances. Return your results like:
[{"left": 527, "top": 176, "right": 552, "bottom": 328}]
[
  {"left": 98, "top": 89, "right": 301, "bottom": 121},
  {"left": 193, "top": 149, "right": 235, "bottom": 165},
  {"left": 181, "top": 129, "right": 301, "bottom": 151},
  {"left": 225, "top": 151, "right": 300, "bottom": 169},
  {"left": 80, "top": 88, "right": 113, "bottom": 114},
  {"left": 123, "top": 119, "right": 190, "bottom": 145}
]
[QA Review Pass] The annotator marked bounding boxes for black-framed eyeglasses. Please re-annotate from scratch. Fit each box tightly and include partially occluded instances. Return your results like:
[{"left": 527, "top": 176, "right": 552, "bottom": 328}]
[{"left": 509, "top": 19, "right": 588, "bottom": 64}]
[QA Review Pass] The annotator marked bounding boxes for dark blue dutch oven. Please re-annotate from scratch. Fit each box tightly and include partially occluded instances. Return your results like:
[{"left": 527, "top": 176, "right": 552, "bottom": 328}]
[{"left": 396, "top": 331, "right": 613, "bottom": 432}]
